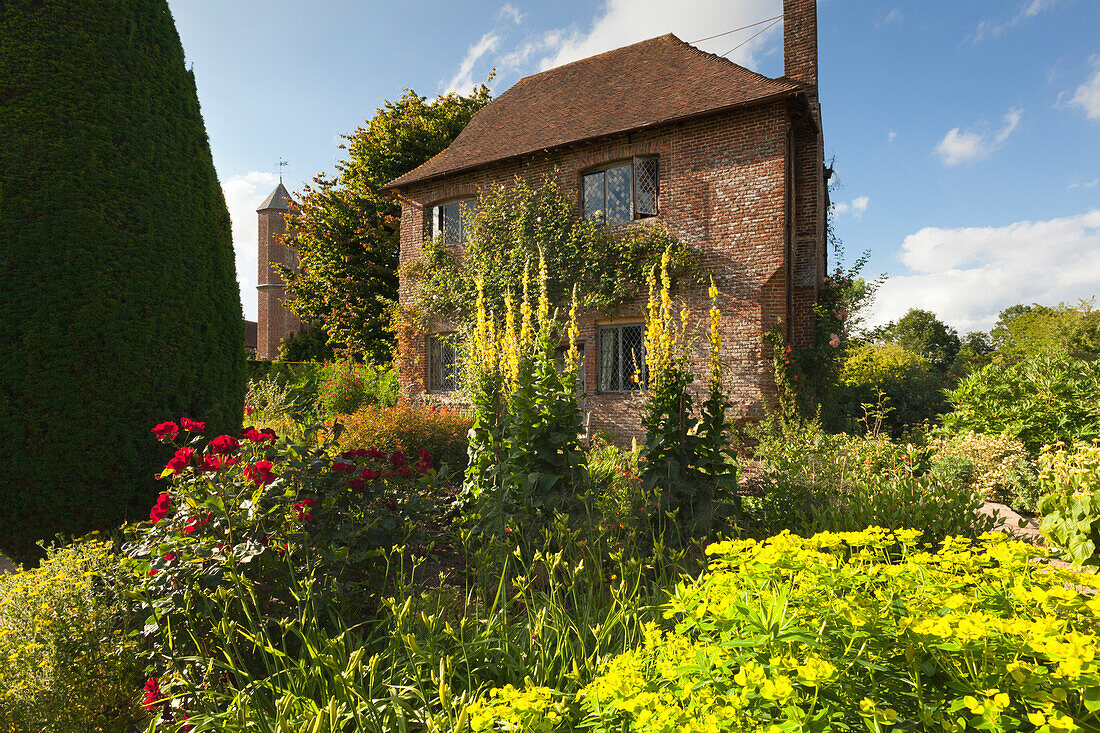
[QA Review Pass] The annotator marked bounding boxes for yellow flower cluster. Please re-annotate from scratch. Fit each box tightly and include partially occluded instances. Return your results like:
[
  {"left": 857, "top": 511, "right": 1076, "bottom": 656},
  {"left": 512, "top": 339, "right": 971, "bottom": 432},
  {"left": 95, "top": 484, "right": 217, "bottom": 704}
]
[{"left": 467, "top": 683, "right": 568, "bottom": 733}]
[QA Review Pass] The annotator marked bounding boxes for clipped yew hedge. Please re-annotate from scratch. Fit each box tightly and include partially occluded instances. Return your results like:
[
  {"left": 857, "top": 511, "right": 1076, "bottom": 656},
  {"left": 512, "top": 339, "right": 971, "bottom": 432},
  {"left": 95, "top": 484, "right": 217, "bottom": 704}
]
[{"left": 0, "top": 0, "right": 245, "bottom": 563}]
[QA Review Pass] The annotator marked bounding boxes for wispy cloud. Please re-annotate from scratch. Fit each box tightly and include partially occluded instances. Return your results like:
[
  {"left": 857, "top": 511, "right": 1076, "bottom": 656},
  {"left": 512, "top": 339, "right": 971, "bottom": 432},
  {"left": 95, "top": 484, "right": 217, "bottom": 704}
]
[
  {"left": 868, "top": 210, "right": 1100, "bottom": 333},
  {"left": 443, "top": 31, "right": 502, "bottom": 94},
  {"left": 497, "top": 4, "right": 523, "bottom": 24},
  {"left": 222, "top": 171, "right": 281, "bottom": 321},
  {"left": 834, "top": 196, "right": 870, "bottom": 219},
  {"left": 971, "top": 0, "right": 1062, "bottom": 41},
  {"left": 934, "top": 108, "right": 1022, "bottom": 166},
  {"left": 875, "top": 8, "right": 904, "bottom": 28},
  {"left": 1070, "top": 57, "right": 1100, "bottom": 121},
  {"left": 1069, "top": 179, "right": 1100, "bottom": 190},
  {"left": 887, "top": 130, "right": 897, "bottom": 143}
]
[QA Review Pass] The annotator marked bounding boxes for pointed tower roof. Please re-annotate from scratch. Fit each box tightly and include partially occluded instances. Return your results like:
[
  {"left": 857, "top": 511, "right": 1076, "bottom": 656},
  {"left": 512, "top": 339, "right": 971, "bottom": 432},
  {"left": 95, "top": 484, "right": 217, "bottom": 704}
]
[{"left": 257, "top": 182, "right": 292, "bottom": 211}]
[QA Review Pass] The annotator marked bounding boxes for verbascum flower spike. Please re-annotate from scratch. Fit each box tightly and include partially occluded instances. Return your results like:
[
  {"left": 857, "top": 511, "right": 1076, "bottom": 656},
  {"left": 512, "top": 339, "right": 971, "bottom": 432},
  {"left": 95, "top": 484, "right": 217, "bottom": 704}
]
[
  {"left": 503, "top": 290, "right": 519, "bottom": 387},
  {"left": 567, "top": 284, "right": 580, "bottom": 372},
  {"left": 709, "top": 277, "right": 722, "bottom": 384},
  {"left": 537, "top": 248, "right": 551, "bottom": 326},
  {"left": 520, "top": 261, "right": 534, "bottom": 350}
]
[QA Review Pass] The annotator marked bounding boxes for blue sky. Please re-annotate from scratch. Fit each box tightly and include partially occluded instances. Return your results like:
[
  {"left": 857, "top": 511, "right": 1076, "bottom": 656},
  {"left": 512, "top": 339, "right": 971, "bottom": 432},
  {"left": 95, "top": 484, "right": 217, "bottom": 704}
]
[{"left": 167, "top": 0, "right": 1100, "bottom": 334}]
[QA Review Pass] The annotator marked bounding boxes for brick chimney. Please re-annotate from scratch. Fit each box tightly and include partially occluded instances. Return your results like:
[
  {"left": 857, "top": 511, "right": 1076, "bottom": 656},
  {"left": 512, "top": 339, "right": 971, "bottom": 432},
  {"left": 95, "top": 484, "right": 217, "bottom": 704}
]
[{"left": 783, "top": 0, "right": 818, "bottom": 101}]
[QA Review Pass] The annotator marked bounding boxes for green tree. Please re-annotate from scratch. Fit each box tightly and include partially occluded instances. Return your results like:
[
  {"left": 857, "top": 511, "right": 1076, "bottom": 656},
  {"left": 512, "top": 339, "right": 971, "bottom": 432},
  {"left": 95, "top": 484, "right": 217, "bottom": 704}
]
[
  {"left": 870, "top": 308, "right": 960, "bottom": 371},
  {"left": 0, "top": 0, "right": 245, "bottom": 563},
  {"left": 990, "top": 300, "right": 1100, "bottom": 362},
  {"left": 280, "top": 87, "right": 491, "bottom": 363}
]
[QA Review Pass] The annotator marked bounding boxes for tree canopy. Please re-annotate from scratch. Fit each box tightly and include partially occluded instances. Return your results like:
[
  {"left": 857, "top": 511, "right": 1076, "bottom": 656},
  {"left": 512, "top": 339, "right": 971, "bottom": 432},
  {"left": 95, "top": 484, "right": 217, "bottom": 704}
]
[
  {"left": 279, "top": 87, "right": 491, "bottom": 363},
  {"left": 870, "top": 308, "right": 961, "bottom": 371}
]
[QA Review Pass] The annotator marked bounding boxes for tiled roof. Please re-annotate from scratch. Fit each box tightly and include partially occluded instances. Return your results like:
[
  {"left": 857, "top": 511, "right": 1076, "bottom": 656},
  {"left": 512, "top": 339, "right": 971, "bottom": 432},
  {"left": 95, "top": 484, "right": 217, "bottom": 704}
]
[
  {"left": 386, "top": 34, "right": 801, "bottom": 190},
  {"left": 257, "top": 182, "right": 292, "bottom": 211}
]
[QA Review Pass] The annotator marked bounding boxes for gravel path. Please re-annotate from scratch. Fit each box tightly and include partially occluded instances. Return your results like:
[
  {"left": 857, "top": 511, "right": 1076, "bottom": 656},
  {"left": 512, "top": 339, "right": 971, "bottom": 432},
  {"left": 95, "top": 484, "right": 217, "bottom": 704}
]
[{"left": 978, "top": 501, "right": 1044, "bottom": 543}]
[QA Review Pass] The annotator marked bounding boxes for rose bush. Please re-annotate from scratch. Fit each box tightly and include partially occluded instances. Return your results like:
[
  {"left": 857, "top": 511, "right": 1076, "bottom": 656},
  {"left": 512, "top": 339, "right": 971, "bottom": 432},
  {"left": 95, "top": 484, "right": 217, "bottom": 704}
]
[{"left": 126, "top": 417, "right": 441, "bottom": 728}]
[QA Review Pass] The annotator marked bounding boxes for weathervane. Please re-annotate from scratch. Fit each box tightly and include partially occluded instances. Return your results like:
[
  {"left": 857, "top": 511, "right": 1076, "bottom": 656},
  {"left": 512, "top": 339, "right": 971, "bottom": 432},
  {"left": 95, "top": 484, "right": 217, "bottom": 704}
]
[{"left": 277, "top": 157, "right": 288, "bottom": 183}]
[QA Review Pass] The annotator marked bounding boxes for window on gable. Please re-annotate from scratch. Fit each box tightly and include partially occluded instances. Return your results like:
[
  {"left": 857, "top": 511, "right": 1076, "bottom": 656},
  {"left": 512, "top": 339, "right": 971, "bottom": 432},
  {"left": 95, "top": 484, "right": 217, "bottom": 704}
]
[
  {"left": 428, "top": 334, "right": 461, "bottom": 393},
  {"left": 582, "top": 156, "right": 659, "bottom": 225},
  {"left": 598, "top": 324, "right": 645, "bottom": 392},
  {"left": 429, "top": 198, "right": 478, "bottom": 244}
]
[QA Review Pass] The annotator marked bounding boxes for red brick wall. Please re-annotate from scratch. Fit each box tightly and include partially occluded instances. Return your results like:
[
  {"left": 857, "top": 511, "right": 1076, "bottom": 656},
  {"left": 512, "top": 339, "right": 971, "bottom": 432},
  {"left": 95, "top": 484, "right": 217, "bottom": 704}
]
[
  {"left": 256, "top": 208, "right": 303, "bottom": 360},
  {"left": 394, "top": 101, "right": 820, "bottom": 441}
]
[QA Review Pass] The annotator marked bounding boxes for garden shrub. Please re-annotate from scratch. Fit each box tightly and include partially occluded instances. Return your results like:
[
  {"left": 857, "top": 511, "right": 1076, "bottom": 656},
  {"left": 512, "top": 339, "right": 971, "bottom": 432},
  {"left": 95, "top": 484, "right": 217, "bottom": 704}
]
[
  {"left": 319, "top": 360, "right": 398, "bottom": 415},
  {"left": 0, "top": 0, "right": 246, "bottom": 564},
  {"left": 473, "top": 529, "right": 1100, "bottom": 732},
  {"left": 1037, "top": 441, "right": 1100, "bottom": 569},
  {"left": 339, "top": 402, "right": 471, "bottom": 474},
  {"left": 942, "top": 354, "right": 1100, "bottom": 453},
  {"left": 930, "top": 431, "right": 1040, "bottom": 511},
  {"left": 834, "top": 342, "right": 950, "bottom": 435},
  {"left": 126, "top": 417, "right": 443, "bottom": 726},
  {"left": 0, "top": 538, "right": 144, "bottom": 732}
]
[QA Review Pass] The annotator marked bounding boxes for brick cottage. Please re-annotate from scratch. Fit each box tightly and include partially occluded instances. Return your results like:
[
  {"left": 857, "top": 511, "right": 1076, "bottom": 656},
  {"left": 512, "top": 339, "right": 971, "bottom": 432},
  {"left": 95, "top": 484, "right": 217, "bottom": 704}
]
[{"left": 384, "top": 0, "right": 827, "bottom": 440}]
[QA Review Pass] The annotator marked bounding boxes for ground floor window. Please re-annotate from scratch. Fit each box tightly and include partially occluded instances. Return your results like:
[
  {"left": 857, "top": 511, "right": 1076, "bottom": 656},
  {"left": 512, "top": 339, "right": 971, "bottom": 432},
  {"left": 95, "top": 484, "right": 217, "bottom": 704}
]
[
  {"left": 598, "top": 324, "right": 645, "bottom": 392},
  {"left": 428, "top": 334, "right": 461, "bottom": 392}
]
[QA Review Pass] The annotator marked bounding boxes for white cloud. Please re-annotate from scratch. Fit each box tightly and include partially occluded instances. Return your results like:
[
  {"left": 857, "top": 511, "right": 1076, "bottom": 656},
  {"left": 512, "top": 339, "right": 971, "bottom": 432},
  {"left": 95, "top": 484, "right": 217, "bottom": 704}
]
[
  {"left": 443, "top": 31, "right": 502, "bottom": 94},
  {"left": 833, "top": 195, "right": 869, "bottom": 219},
  {"left": 887, "top": 130, "right": 897, "bottom": 143},
  {"left": 934, "top": 108, "right": 1022, "bottom": 166},
  {"left": 875, "top": 8, "right": 904, "bottom": 27},
  {"left": 1069, "top": 178, "right": 1100, "bottom": 189},
  {"left": 498, "top": 4, "right": 523, "bottom": 25},
  {"left": 534, "top": 0, "right": 782, "bottom": 72},
  {"left": 972, "top": 0, "right": 1061, "bottom": 41},
  {"left": 867, "top": 210, "right": 1100, "bottom": 333},
  {"left": 1070, "top": 57, "right": 1100, "bottom": 121},
  {"left": 222, "top": 171, "right": 281, "bottom": 321}
]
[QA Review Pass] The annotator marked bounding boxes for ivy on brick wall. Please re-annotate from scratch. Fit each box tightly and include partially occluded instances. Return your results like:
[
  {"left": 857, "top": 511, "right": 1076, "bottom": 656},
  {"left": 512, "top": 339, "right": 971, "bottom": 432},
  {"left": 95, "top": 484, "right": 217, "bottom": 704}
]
[{"left": 399, "top": 177, "right": 702, "bottom": 329}]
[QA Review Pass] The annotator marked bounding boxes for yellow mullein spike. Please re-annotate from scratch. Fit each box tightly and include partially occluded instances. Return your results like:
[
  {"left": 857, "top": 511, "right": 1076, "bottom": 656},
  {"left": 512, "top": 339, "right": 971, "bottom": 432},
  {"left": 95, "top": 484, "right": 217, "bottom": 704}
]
[
  {"left": 502, "top": 291, "right": 518, "bottom": 387},
  {"left": 474, "top": 276, "right": 489, "bottom": 371},
  {"left": 709, "top": 277, "right": 722, "bottom": 384},
  {"left": 537, "top": 249, "right": 550, "bottom": 326},
  {"left": 567, "top": 285, "right": 580, "bottom": 372},
  {"left": 660, "top": 248, "right": 672, "bottom": 324},
  {"left": 520, "top": 262, "right": 533, "bottom": 350}
]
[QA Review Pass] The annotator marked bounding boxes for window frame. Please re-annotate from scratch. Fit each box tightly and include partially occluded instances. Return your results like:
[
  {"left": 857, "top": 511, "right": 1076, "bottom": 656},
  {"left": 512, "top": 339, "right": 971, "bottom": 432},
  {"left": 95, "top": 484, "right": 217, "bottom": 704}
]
[
  {"left": 427, "top": 333, "right": 461, "bottom": 393},
  {"left": 597, "top": 323, "right": 646, "bottom": 394},
  {"left": 581, "top": 156, "right": 659, "bottom": 226},
  {"left": 427, "top": 197, "right": 478, "bottom": 245}
]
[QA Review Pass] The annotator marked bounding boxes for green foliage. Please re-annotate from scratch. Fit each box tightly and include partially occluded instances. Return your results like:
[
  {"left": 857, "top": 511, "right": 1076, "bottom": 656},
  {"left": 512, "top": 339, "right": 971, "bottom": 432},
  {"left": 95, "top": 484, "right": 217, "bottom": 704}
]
[
  {"left": 1037, "top": 441, "right": 1100, "bottom": 569},
  {"left": 401, "top": 176, "right": 698, "bottom": 327},
  {"left": 941, "top": 355, "right": 1100, "bottom": 453},
  {"left": 277, "top": 326, "right": 338, "bottom": 362},
  {"left": 991, "top": 299, "right": 1100, "bottom": 363},
  {"left": 929, "top": 432, "right": 1040, "bottom": 511},
  {"left": 0, "top": 0, "right": 246, "bottom": 563},
  {"left": 319, "top": 360, "right": 399, "bottom": 416},
  {"left": 638, "top": 264, "right": 739, "bottom": 539},
  {"left": 870, "top": 307, "right": 961, "bottom": 371},
  {"left": 747, "top": 422, "right": 996, "bottom": 544},
  {"left": 280, "top": 87, "right": 491, "bottom": 362},
  {"left": 0, "top": 537, "right": 144, "bottom": 732},
  {"left": 338, "top": 402, "right": 472, "bottom": 474},
  {"left": 834, "top": 342, "right": 950, "bottom": 434},
  {"left": 572, "top": 529, "right": 1100, "bottom": 732}
]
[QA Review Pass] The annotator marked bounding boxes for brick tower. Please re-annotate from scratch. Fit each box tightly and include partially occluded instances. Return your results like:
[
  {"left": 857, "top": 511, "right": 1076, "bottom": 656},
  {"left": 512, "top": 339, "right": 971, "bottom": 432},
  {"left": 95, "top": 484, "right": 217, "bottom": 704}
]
[{"left": 256, "top": 182, "right": 302, "bottom": 360}]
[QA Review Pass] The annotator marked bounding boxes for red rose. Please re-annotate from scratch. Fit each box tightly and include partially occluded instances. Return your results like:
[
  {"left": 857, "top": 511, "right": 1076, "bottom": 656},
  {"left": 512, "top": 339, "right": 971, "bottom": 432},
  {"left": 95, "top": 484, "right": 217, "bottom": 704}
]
[
  {"left": 396, "top": 466, "right": 411, "bottom": 477},
  {"left": 293, "top": 498, "right": 317, "bottom": 523},
  {"left": 198, "top": 454, "right": 236, "bottom": 473},
  {"left": 366, "top": 449, "right": 386, "bottom": 460},
  {"left": 382, "top": 496, "right": 397, "bottom": 511},
  {"left": 150, "top": 493, "right": 171, "bottom": 523},
  {"left": 332, "top": 461, "right": 354, "bottom": 474},
  {"left": 415, "top": 460, "right": 432, "bottom": 476},
  {"left": 245, "top": 404, "right": 253, "bottom": 417},
  {"left": 244, "top": 460, "right": 276, "bottom": 486},
  {"left": 164, "top": 553, "right": 175, "bottom": 562},
  {"left": 142, "top": 678, "right": 162, "bottom": 711},
  {"left": 151, "top": 421, "right": 179, "bottom": 442},
  {"left": 180, "top": 417, "right": 205, "bottom": 433},
  {"left": 348, "top": 478, "right": 364, "bottom": 491},
  {"left": 389, "top": 451, "right": 407, "bottom": 469},
  {"left": 259, "top": 428, "right": 277, "bottom": 442},
  {"left": 360, "top": 468, "right": 377, "bottom": 481},
  {"left": 165, "top": 447, "right": 195, "bottom": 476},
  {"left": 208, "top": 435, "right": 240, "bottom": 456}
]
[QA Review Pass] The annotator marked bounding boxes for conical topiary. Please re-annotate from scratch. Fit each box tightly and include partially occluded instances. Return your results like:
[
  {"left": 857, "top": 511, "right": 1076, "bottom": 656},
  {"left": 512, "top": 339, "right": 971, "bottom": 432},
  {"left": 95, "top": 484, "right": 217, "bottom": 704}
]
[{"left": 0, "top": 0, "right": 245, "bottom": 563}]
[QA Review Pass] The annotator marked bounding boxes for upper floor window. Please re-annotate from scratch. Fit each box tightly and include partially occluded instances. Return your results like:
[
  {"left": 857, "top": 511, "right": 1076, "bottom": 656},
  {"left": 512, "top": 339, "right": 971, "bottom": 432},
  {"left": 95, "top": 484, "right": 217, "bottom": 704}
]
[
  {"left": 429, "top": 198, "right": 478, "bottom": 244},
  {"left": 582, "top": 156, "right": 658, "bottom": 226},
  {"left": 428, "top": 333, "right": 461, "bottom": 393},
  {"left": 598, "top": 323, "right": 645, "bottom": 392}
]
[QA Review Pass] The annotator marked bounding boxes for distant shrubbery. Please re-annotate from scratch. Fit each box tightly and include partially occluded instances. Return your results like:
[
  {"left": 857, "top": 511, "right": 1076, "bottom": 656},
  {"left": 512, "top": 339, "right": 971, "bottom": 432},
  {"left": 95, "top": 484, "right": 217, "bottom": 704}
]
[{"left": 339, "top": 402, "right": 471, "bottom": 475}]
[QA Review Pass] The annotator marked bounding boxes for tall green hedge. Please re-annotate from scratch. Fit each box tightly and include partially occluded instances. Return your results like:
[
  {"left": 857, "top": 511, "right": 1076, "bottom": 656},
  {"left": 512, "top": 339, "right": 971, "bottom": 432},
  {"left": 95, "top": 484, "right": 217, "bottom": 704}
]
[{"left": 0, "top": 1, "right": 245, "bottom": 563}]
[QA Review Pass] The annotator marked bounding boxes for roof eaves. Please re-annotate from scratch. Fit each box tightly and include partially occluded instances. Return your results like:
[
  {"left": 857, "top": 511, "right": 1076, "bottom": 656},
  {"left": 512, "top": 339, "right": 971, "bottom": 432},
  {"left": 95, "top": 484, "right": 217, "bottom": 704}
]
[{"left": 383, "top": 87, "right": 802, "bottom": 191}]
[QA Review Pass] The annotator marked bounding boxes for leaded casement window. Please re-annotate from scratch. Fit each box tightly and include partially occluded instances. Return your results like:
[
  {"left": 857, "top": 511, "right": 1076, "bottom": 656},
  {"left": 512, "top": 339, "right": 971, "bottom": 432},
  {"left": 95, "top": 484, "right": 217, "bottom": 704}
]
[
  {"left": 428, "top": 198, "right": 478, "bottom": 244},
  {"left": 428, "top": 334, "right": 461, "bottom": 393},
  {"left": 582, "top": 156, "right": 659, "bottom": 225},
  {"left": 598, "top": 324, "right": 646, "bottom": 392}
]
